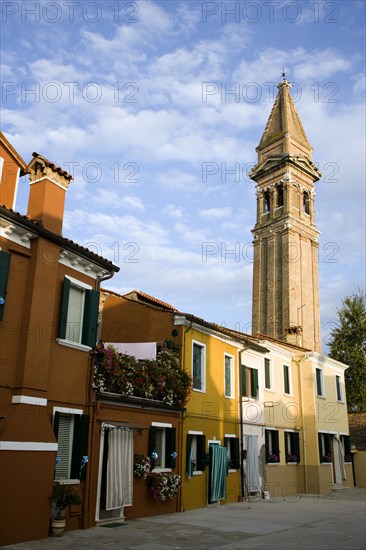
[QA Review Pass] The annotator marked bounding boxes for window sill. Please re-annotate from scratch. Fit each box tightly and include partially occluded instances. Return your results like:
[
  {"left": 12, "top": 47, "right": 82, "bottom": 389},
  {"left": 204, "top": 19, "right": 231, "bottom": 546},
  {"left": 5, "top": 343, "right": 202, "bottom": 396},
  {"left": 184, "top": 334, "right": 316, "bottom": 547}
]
[
  {"left": 225, "top": 395, "right": 235, "bottom": 400},
  {"left": 56, "top": 338, "right": 92, "bottom": 352},
  {"left": 286, "top": 462, "right": 299, "bottom": 466},
  {"left": 321, "top": 462, "right": 332, "bottom": 465},
  {"left": 316, "top": 394, "right": 326, "bottom": 399},
  {"left": 54, "top": 479, "right": 80, "bottom": 485},
  {"left": 228, "top": 469, "right": 238, "bottom": 474},
  {"left": 337, "top": 400, "right": 345, "bottom": 404},
  {"left": 264, "top": 388, "right": 274, "bottom": 393},
  {"left": 267, "top": 462, "right": 280, "bottom": 466},
  {"left": 192, "top": 388, "right": 206, "bottom": 394},
  {"left": 151, "top": 468, "right": 172, "bottom": 474},
  {"left": 192, "top": 471, "right": 203, "bottom": 476}
]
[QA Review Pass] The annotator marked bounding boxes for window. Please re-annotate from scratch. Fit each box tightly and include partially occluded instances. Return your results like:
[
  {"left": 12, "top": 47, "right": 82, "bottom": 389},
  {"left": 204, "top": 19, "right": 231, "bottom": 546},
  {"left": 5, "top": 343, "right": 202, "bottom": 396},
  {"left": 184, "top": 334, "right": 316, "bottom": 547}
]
[
  {"left": 241, "top": 365, "right": 258, "bottom": 399},
  {"left": 336, "top": 375, "right": 343, "bottom": 402},
  {"left": 186, "top": 433, "right": 206, "bottom": 476},
  {"left": 224, "top": 436, "right": 240, "bottom": 470},
  {"left": 265, "top": 429, "right": 280, "bottom": 463},
  {"left": 264, "top": 358, "right": 272, "bottom": 390},
  {"left": 224, "top": 354, "right": 234, "bottom": 398},
  {"left": 53, "top": 411, "right": 89, "bottom": 480},
  {"left": 192, "top": 341, "right": 206, "bottom": 392},
  {"left": 283, "top": 364, "right": 291, "bottom": 394},
  {"left": 340, "top": 435, "right": 352, "bottom": 463},
  {"left": 316, "top": 368, "right": 324, "bottom": 397},
  {"left": 59, "top": 276, "right": 99, "bottom": 348},
  {"left": 263, "top": 190, "right": 270, "bottom": 213},
  {"left": 149, "top": 425, "right": 176, "bottom": 471},
  {"left": 0, "top": 250, "right": 11, "bottom": 321},
  {"left": 277, "top": 184, "right": 284, "bottom": 207},
  {"left": 318, "top": 432, "right": 332, "bottom": 463},
  {"left": 303, "top": 191, "right": 310, "bottom": 214},
  {"left": 285, "top": 431, "right": 300, "bottom": 463}
]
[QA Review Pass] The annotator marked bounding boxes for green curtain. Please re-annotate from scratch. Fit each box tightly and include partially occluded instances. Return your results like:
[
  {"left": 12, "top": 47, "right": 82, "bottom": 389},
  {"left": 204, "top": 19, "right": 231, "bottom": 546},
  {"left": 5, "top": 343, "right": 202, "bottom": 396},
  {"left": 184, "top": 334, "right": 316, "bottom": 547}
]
[{"left": 210, "top": 445, "right": 228, "bottom": 502}]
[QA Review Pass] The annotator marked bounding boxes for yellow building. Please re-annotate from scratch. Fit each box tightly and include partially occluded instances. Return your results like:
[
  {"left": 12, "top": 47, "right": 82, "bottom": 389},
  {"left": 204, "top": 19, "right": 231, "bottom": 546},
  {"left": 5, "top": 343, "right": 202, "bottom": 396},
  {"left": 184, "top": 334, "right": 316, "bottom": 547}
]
[{"left": 100, "top": 290, "right": 268, "bottom": 511}]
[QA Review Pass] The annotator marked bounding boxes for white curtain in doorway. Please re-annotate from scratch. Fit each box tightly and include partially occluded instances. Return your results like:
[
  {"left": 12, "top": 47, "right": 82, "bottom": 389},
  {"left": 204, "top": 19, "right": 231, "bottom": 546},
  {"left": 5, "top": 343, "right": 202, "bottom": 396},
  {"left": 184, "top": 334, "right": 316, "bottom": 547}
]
[
  {"left": 246, "top": 435, "right": 260, "bottom": 493},
  {"left": 334, "top": 436, "right": 347, "bottom": 482},
  {"left": 106, "top": 428, "right": 133, "bottom": 510}
]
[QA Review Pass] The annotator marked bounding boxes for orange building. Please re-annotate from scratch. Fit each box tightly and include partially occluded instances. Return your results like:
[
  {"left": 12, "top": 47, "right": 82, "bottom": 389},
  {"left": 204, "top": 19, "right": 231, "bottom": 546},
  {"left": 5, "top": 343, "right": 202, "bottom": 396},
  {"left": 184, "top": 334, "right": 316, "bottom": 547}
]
[{"left": 0, "top": 132, "right": 119, "bottom": 546}]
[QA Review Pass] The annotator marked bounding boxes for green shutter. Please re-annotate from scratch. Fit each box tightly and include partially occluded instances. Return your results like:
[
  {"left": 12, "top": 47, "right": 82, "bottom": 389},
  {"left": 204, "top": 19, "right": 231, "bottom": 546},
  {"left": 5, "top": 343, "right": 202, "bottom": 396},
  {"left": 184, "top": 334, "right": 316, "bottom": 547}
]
[
  {"left": 231, "top": 438, "right": 240, "bottom": 470},
  {"left": 318, "top": 433, "right": 323, "bottom": 462},
  {"left": 149, "top": 427, "right": 157, "bottom": 469},
  {"left": 196, "top": 435, "right": 206, "bottom": 472},
  {"left": 165, "top": 427, "right": 176, "bottom": 469},
  {"left": 0, "top": 251, "right": 11, "bottom": 321},
  {"left": 240, "top": 365, "right": 247, "bottom": 396},
  {"left": 251, "top": 369, "right": 258, "bottom": 398},
  {"left": 273, "top": 430, "right": 279, "bottom": 456},
  {"left": 81, "top": 289, "right": 99, "bottom": 347},
  {"left": 293, "top": 432, "right": 300, "bottom": 463},
  {"left": 70, "top": 414, "right": 89, "bottom": 479},
  {"left": 186, "top": 434, "right": 193, "bottom": 476},
  {"left": 59, "top": 277, "right": 71, "bottom": 339},
  {"left": 265, "top": 430, "right": 270, "bottom": 463},
  {"left": 53, "top": 411, "right": 60, "bottom": 437}
]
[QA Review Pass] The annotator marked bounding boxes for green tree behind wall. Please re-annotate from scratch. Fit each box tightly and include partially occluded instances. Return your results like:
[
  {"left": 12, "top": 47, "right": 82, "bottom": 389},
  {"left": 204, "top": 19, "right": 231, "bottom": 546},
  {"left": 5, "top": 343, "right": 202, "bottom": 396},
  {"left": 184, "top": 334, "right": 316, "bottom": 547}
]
[{"left": 328, "top": 290, "right": 366, "bottom": 411}]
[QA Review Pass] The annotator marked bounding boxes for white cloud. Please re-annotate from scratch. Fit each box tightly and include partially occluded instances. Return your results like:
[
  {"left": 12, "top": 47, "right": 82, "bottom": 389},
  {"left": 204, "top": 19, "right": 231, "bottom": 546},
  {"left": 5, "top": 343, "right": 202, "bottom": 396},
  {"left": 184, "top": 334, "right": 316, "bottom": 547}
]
[{"left": 199, "top": 207, "right": 232, "bottom": 219}]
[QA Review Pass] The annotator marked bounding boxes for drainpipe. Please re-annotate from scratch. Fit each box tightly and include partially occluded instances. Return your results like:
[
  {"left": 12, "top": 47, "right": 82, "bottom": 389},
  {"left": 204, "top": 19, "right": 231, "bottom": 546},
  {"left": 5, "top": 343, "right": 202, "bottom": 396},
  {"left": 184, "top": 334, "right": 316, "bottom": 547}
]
[
  {"left": 293, "top": 355, "right": 308, "bottom": 494},
  {"left": 96, "top": 271, "right": 115, "bottom": 291},
  {"left": 82, "top": 270, "right": 116, "bottom": 528},
  {"left": 239, "top": 347, "right": 249, "bottom": 500},
  {"left": 177, "top": 317, "right": 191, "bottom": 513}
]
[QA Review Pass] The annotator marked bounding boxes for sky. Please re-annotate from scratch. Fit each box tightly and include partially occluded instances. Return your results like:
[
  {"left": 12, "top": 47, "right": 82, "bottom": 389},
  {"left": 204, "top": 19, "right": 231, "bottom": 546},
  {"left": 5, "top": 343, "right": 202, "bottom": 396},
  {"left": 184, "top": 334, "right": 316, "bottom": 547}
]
[{"left": 1, "top": 0, "right": 365, "bottom": 352}]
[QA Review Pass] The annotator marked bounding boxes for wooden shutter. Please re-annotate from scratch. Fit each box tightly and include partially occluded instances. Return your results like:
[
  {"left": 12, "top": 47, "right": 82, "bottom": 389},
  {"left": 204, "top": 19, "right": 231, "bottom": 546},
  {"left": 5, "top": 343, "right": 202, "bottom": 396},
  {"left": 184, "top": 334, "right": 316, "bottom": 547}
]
[
  {"left": 196, "top": 434, "right": 206, "bottom": 472},
  {"left": 231, "top": 438, "right": 240, "bottom": 470},
  {"left": 70, "top": 414, "right": 89, "bottom": 480},
  {"left": 318, "top": 433, "right": 323, "bottom": 462},
  {"left": 0, "top": 251, "right": 11, "bottom": 321},
  {"left": 186, "top": 434, "right": 193, "bottom": 476},
  {"left": 240, "top": 365, "right": 247, "bottom": 397},
  {"left": 293, "top": 432, "right": 300, "bottom": 463},
  {"left": 165, "top": 427, "right": 176, "bottom": 469},
  {"left": 251, "top": 369, "right": 258, "bottom": 398},
  {"left": 273, "top": 430, "right": 279, "bottom": 456},
  {"left": 149, "top": 427, "right": 157, "bottom": 469},
  {"left": 265, "top": 430, "right": 270, "bottom": 463},
  {"left": 54, "top": 412, "right": 72, "bottom": 479},
  {"left": 81, "top": 289, "right": 99, "bottom": 347},
  {"left": 59, "top": 277, "right": 71, "bottom": 339}
]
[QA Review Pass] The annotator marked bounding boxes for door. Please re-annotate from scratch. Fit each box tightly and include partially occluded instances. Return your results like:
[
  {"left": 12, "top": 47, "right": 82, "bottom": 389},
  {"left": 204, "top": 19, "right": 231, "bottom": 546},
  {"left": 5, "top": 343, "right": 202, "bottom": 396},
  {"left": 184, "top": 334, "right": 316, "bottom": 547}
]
[
  {"left": 96, "top": 425, "right": 134, "bottom": 521},
  {"left": 208, "top": 444, "right": 228, "bottom": 503},
  {"left": 332, "top": 436, "right": 346, "bottom": 485},
  {"left": 245, "top": 435, "right": 260, "bottom": 493}
]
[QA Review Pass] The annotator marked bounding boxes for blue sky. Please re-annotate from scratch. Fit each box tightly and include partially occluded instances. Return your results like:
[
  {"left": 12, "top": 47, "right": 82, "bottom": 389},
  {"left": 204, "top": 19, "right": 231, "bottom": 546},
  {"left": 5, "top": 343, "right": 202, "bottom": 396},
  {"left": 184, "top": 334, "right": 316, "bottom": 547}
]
[{"left": 1, "top": 0, "right": 365, "bottom": 351}]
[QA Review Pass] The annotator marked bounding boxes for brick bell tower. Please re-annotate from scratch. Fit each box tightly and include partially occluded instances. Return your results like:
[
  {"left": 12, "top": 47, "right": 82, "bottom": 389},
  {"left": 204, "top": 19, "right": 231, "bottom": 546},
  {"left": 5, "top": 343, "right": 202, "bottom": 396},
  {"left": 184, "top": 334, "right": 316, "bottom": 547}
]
[{"left": 249, "top": 76, "right": 322, "bottom": 351}]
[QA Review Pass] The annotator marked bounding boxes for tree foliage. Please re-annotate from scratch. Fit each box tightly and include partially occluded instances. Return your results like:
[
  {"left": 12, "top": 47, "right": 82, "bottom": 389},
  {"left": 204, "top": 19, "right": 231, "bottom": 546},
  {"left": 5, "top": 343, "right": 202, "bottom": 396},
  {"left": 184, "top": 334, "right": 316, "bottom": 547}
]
[{"left": 328, "top": 290, "right": 366, "bottom": 411}]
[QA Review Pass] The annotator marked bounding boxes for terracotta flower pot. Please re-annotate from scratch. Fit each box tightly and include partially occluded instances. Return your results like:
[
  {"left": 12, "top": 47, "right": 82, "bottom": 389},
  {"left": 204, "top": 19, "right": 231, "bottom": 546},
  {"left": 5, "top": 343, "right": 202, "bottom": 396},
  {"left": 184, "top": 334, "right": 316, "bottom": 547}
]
[{"left": 50, "top": 518, "right": 66, "bottom": 537}]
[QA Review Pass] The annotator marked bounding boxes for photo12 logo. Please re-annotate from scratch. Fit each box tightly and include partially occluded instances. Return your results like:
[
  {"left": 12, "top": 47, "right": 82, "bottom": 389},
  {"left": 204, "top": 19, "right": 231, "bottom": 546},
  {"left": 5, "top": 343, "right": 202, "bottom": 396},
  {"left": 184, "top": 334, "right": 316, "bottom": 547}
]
[
  {"left": 201, "top": 2, "right": 340, "bottom": 24},
  {"left": 1, "top": 2, "right": 139, "bottom": 24}
]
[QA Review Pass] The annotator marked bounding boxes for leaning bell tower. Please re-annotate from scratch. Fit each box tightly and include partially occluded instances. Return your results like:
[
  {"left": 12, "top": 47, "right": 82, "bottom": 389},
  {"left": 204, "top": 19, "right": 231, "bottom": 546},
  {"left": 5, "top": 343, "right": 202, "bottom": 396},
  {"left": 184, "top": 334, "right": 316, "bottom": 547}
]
[{"left": 249, "top": 77, "right": 322, "bottom": 352}]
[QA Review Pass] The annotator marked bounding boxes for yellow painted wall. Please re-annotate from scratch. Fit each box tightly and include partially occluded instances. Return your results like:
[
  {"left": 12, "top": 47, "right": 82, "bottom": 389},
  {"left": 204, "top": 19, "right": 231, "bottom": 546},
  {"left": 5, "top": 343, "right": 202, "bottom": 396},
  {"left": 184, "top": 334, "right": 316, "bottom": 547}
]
[{"left": 180, "top": 327, "right": 241, "bottom": 510}]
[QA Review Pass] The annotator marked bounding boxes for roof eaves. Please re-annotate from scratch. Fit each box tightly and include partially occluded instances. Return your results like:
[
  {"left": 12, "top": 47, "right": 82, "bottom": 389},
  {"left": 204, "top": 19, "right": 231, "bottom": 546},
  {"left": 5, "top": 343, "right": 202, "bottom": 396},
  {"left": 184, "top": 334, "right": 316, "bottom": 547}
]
[{"left": 0, "top": 205, "right": 119, "bottom": 272}]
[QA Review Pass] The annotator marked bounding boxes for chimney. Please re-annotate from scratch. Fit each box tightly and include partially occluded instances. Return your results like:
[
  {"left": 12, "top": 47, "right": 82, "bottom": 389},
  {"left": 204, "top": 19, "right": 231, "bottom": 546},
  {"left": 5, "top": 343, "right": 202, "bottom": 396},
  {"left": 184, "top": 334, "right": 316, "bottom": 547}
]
[
  {"left": 27, "top": 153, "right": 73, "bottom": 235},
  {"left": 0, "top": 131, "right": 28, "bottom": 210}
]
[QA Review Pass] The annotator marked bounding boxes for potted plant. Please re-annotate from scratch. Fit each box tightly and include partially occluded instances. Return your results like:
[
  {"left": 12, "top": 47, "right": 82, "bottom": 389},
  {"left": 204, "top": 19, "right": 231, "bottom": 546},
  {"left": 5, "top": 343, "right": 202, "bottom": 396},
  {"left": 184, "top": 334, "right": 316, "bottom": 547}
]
[{"left": 50, "top": 483, "right": 82, "bottom": 537}]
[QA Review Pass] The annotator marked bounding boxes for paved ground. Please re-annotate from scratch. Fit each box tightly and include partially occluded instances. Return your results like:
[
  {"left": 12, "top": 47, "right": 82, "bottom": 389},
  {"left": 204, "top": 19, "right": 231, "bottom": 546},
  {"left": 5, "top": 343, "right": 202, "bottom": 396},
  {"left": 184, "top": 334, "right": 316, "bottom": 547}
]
[{"left": 3, "top": 488, "right": 366, "bottom": 550}]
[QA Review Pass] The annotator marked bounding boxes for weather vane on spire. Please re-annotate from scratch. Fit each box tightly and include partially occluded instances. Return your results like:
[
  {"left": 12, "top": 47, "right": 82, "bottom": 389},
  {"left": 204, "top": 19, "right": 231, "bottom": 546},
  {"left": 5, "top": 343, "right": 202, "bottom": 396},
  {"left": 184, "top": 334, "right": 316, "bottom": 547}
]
[{"left": 281, "top": 68, "right": 286, "bottom": 81}]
